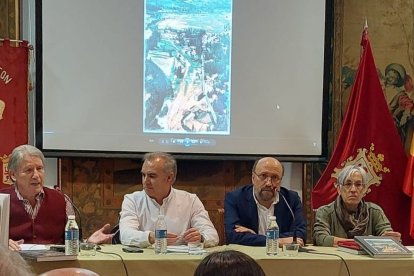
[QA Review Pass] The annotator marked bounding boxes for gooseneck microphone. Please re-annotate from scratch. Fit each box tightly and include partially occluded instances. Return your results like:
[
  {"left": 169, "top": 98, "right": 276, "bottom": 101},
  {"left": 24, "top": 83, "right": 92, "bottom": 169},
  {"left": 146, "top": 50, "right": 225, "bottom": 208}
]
[
  {"left": 278, "top": 189, "right": 316, "bottom": 253},
  {"left": 278, "top": 190, "right": 297, "bottom": 244},
  {"left": 54, "top": 185, "right": 83, "bottom": 241}
]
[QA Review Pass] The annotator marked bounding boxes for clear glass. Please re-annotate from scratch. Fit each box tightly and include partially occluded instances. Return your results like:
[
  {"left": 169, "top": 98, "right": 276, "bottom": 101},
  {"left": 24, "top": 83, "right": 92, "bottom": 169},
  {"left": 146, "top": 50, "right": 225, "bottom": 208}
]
[
  {"left": 188, "top": 241, "right": 204, "bottom": 255},
  {"left": 283, "top": 243, "right": 299, "bottom": 256},
  {"left": 79, "top": 241, "right": 97, "bottom": 256}
]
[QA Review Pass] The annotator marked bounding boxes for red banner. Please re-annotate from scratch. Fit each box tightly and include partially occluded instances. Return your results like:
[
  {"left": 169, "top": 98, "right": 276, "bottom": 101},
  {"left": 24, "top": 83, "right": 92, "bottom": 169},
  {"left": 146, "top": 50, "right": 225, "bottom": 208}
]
[
  {"left": 403, "top": 135, "right": 414, "bottom": 238},
  {"left": 0, "top": 39, "right": 30, "bottom": 189},
  {"left": 311, "top": 30, "right": 413, "bottom": 244}
]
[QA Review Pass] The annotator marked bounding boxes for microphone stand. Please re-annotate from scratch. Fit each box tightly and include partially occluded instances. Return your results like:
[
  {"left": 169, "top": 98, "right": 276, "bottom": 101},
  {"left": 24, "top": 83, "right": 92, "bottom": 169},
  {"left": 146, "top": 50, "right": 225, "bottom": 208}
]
[
  {"left": 54, "top": 186, "right": 83, "bottom": 241},
  {"left": 279, "top": 189, "right": 297, "bottom": 245},
  {"left": 279, "top": 190, "right": 313, "bottom": 252}
]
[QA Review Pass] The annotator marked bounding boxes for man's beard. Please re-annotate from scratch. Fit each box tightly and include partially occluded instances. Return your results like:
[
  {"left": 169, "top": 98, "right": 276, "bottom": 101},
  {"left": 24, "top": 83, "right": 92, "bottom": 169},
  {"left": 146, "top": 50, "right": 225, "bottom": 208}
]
[{"left": 258, "top": 188, "right": 275, "bottom": 202}]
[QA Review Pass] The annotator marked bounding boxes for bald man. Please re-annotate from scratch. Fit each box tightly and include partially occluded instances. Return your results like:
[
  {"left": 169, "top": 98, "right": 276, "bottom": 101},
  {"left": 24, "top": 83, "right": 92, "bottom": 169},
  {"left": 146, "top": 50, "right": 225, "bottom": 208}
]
[{"left": 224, "top": 157, "right": 307, "bottom": 246}]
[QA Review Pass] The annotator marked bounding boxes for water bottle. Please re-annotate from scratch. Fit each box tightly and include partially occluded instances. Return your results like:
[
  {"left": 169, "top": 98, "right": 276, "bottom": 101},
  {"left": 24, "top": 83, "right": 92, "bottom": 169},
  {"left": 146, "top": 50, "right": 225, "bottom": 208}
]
[
  {"left": 266, "top": 215, "right": 279, "bottom": 255},
  {"left": 154, "top": 214, "right": 167, "bottom": 254},
  {"left": 65, "top": 215, "right": 79, "bottom": 255}
]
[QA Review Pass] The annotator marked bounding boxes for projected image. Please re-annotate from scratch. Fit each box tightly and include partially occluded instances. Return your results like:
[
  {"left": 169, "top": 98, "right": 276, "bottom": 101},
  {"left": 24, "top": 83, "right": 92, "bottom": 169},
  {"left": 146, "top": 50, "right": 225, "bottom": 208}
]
[{"left": 143, "top": 0, "right": 232, "bottom": 135}]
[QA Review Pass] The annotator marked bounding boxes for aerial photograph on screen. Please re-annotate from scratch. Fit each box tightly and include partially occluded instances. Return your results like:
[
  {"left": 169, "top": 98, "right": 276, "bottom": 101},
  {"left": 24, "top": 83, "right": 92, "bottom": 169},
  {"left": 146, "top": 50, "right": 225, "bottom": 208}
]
[{"left": 143, "top": 0, "right": 232, "bottom": 135}]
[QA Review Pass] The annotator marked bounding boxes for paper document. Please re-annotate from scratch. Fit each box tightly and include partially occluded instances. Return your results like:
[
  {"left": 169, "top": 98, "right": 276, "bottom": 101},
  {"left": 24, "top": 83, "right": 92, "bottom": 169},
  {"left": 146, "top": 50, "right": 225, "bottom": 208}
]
[
  {"left": 20, "top": 244, "right": 48, "bottom": 251},
  {"left": 167, "top": 245, "right": 206, "bottom": 254},
  {"left": 406, "top": 246, "right": 414, "bottom": 252},
  {"left": 167, "top": 245, "right": 189, "bottom": 253}
]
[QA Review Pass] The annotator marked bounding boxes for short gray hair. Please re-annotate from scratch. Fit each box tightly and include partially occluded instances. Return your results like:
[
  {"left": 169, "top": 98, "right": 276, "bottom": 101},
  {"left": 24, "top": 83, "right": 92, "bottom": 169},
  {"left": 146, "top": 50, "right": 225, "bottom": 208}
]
[
  {"left": 337, "top": 165, "right": 368, "bottom": 185},
  {"left": 8, "top": 145, "right": 45, "bottom": 174},
  {"left": 143, "top": 152, "right": 177, "bottom": 181}
]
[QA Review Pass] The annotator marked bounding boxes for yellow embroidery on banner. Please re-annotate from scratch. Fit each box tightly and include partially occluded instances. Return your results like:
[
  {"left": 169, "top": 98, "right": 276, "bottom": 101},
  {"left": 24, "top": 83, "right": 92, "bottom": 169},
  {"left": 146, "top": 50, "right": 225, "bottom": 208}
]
[
  {"left": 331, "top": 143, "right": 389, "bottom": 195},
  {"left": 0, "top": 99, "right": 5, "bottom": 120},
  {"left": 1, "top": 154, "right": 12, "bottom": 185}
]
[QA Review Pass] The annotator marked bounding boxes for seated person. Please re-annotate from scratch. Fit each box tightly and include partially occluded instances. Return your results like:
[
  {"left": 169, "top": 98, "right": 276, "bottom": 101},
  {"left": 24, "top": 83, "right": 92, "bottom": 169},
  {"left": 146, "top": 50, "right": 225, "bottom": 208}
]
[
  {"left": 119, "top": 152, "right": 219, "bottom": 248},
  {"left": 313, "top": 165, "right": 401, "bottom": 246},
  {"left": 194, "top": 250, "right": 265, "bottom": 276},
  {"left": 224, "top": 157, "right": 307, "bottom": 246},
  {"left": 2, "top": 145, "right": 113, "bottom": 250}
]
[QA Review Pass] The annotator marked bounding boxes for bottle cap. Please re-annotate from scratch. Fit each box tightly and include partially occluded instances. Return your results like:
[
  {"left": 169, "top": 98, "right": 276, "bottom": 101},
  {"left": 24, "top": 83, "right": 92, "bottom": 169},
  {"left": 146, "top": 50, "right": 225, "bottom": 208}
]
[{"left": 68, "top": 215, "right": 76, "bottom": 220}]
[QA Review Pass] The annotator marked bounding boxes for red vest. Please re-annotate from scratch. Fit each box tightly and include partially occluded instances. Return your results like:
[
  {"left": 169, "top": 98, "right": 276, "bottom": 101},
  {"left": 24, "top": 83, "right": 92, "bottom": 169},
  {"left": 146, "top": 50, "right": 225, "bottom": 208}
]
[{"left": 1, "top": 186, "right": 67, "bottom": 244}]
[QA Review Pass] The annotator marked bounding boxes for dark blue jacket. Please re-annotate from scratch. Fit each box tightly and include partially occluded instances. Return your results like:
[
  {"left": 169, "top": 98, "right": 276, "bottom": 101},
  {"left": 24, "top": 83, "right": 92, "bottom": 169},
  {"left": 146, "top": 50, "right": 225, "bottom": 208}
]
[{"left": 224, "top": 184, "right": 307, "bottom": 246}]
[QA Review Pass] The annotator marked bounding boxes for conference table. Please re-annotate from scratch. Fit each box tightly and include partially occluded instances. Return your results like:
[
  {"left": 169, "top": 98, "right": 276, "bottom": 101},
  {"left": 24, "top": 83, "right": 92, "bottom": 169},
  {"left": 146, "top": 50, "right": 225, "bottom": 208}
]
[{"left": 29, "top": 244, "right": 414, "bottom": 276}]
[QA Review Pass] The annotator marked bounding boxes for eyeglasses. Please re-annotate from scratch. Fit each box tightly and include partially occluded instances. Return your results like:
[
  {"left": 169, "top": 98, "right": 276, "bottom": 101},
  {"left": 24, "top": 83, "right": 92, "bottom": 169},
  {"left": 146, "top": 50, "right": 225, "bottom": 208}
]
[
  {"left": 341, "top": 181, "right": 365, "bottom": 190},
  {"left": 253, "top": 171, "right": 281, "bottom": 184}
]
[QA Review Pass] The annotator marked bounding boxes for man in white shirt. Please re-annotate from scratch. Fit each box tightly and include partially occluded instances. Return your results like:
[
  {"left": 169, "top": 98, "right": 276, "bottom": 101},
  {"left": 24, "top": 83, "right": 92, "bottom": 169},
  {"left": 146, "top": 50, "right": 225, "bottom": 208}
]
[{"left": 119, "top": 152, "right": 219, "bottom": 248}]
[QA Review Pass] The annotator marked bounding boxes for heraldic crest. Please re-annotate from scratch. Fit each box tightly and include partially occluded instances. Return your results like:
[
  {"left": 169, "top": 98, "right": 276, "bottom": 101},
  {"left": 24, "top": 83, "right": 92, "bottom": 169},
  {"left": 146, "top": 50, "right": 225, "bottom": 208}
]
[{"left": 331, "top": 143, "right": 390, "bottom": 195}]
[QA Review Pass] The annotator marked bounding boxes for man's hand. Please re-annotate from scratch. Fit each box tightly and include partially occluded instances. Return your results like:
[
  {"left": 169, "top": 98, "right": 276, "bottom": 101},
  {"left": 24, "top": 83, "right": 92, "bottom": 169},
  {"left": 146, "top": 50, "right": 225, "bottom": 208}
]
[
  {"left": 9, "top": 239, "right": 24, "bottom": 251},
  {"left": 149, "top": 232, "right": 179, "bottom": 245},
  {"left": 234, "top": 225, "right": 256, "bottom": 234},
  {"left": 183, "top": 228, "right": 202, "bottom": 243},
  {"left": 167, "top": 233, "right": 179, "bottom": 245},
  {"left": 87, "top": 224, "right": 114, "bottom": 244},
  {"left": 278, "top": 237, "right": 304, "bottom": 247}
]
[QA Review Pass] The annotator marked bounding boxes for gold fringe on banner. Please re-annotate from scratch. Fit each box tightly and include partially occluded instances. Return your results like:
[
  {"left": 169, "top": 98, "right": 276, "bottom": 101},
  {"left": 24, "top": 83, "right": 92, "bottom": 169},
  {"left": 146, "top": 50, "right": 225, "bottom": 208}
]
[{"left": 0, "top": 38, "right": 32, "bottom": 49}]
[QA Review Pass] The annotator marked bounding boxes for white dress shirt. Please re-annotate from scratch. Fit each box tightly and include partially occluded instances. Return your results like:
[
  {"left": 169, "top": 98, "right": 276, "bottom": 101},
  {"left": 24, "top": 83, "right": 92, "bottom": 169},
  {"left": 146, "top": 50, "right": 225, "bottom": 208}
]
[
  {"left": 253, "top": 189, "right": 279, "bottom": 235},
  {"left": 119, "top": 188, "right": 219, "bottom": 248}
]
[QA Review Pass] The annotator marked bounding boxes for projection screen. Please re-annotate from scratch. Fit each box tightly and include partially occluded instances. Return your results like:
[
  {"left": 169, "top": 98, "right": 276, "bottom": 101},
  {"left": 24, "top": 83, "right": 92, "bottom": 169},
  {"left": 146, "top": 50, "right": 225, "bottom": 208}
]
[{"left": 36, "top": 0, "right": 332, "bottom": 160}]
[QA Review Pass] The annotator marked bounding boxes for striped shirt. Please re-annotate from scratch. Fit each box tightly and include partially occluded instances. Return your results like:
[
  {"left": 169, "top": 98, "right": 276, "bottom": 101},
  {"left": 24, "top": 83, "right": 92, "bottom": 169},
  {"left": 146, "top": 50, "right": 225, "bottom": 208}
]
[{"left": 14, "top": 186, "right": 74, "bottom": 219}]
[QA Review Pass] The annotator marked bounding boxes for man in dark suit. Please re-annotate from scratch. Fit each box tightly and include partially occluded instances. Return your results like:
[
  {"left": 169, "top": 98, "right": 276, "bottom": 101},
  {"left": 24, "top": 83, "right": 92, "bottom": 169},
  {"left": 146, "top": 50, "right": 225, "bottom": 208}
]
[{"left": 224, "top": 157, "right": 306, "bottom": 246}]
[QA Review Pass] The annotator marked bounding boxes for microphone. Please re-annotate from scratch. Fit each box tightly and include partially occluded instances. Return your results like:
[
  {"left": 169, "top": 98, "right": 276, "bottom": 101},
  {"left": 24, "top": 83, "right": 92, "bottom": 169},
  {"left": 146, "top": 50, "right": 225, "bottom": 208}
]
[
  {"left": 278, "top": 190, "right": 297, "bottom": 244},
  {"left": 54, "top": 185, "right": 83, "bottom": 241},
  {"left": 278, "top": 190, "right": 315, "bottom": 252}
]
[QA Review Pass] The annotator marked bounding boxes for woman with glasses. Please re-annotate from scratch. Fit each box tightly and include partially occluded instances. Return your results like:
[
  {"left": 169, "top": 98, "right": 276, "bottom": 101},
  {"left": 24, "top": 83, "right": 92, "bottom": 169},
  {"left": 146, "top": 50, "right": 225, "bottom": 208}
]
[{"left": 313, "top": 165, "right": 401, "bottom": 246}]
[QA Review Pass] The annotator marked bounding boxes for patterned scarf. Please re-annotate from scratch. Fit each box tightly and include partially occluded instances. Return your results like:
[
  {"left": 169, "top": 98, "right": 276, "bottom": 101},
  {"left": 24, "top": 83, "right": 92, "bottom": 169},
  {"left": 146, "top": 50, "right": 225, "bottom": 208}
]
[{"left": 334, "top": 196, "right": 369, "bottom": 238}]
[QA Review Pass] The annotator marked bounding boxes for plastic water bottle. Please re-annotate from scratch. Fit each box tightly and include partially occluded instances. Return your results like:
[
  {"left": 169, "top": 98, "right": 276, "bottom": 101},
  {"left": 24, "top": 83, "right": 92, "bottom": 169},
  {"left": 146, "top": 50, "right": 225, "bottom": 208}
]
[
  {"left": 65, "top": 215, "right": 79, "bottom": 255},
  {"left": 266, "top": 215, "right": 279, "bottom": 255},
  {"left": 155, "top": 214, "right": 167, "bottom": 254}
]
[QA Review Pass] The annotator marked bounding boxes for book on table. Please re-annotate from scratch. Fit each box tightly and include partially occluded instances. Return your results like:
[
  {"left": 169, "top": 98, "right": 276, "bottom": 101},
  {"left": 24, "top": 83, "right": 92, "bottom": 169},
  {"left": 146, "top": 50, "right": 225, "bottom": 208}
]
[
  {"left": 337, "top": 240, "right": 368, "bottom": 255},
  {"left": 19, "top": 250, "right": 77, "bottom": 262},
  {"left": 354, "top": 236, "right": 413, "bottom": 258}
]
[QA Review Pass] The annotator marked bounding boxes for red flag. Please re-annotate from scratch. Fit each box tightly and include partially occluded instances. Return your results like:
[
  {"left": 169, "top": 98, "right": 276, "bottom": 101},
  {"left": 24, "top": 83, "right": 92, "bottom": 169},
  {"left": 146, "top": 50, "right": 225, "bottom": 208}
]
[
  {"left": 0, "top": 39, "right": 30, "bottom": 189},
  {"left": 311, "top": 29, "right": 413, "bottom": 244},
  {"left": 403, "top": 134, "right": 414, "bottom": 238}
]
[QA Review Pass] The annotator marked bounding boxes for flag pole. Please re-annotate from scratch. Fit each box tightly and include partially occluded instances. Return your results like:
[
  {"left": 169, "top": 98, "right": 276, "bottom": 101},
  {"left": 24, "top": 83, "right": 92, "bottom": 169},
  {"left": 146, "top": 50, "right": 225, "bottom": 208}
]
[{"left": 360, "top": 18, "right": 369, "bottom": 57}]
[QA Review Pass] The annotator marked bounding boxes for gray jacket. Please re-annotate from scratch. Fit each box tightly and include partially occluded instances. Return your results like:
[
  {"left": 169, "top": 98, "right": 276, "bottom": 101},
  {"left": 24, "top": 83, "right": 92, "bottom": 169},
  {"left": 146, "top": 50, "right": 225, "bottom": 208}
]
[{"left": 313, "top": 201, "right": 393, "bottom": 246}]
